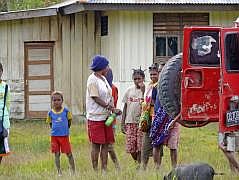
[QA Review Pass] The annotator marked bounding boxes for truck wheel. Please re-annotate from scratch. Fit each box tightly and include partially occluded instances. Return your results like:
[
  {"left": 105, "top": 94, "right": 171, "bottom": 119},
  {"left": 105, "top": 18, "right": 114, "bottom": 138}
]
[{"left": 158, "top": 53, "right": 182, "bottom": 118}]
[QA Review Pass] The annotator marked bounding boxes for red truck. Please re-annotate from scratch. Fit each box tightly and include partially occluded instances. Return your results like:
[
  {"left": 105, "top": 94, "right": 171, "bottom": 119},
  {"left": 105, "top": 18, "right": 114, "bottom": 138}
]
[{"left": 159, "top": 17, "right": 239, "bottom": 171}]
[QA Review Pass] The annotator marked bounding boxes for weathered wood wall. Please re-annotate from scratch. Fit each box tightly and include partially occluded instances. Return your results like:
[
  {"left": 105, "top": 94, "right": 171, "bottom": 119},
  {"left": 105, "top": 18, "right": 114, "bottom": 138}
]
[
  {"left": 0, "top": 9, "right": 239, "bottom": 119},
  {"left": 0, "top": 12, "right": 97, "bottom": 119}
]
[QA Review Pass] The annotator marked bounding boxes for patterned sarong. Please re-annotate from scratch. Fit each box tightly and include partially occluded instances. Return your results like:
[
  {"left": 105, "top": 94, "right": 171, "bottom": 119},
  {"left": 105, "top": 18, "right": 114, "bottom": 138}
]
[{"left": 150, "top": 104, "right": 174, "bottom": 147}]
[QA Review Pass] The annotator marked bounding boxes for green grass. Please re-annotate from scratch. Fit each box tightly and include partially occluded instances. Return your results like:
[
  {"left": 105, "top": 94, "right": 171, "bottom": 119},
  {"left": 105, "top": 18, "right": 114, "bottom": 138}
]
[{"left": 0, "top": 119, "right": 238, "bottom": 179}]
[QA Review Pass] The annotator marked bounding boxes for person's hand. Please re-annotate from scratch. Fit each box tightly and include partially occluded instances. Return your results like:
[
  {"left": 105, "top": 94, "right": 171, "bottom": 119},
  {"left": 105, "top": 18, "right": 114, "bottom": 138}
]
[
  {"left": 169, "top": 113, "right": 181, "bottom": 129},
  {"left": 218, "top": 142, "right": 226, "bottom": 151},
  {"left": 139, "top": 82, "right": 145, "bottom": 94},
  {"left": 106, "top": 104, "right": 114, "bottom": 111},
  {"left": 113, "top": 108, "right": 122, "bottom": 115},
  {"left": 121, "top": 123, "right": 126, "bottom": 134}
]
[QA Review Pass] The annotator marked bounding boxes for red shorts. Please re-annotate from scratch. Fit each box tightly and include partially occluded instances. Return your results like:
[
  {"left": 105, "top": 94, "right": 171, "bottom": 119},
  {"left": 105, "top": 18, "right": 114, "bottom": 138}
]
[
  {"left": 87, "top": 120, "right": 115, "bottom": 144},
  {"left": 51, "top": 136, "right": 72, "bottom": 154}
]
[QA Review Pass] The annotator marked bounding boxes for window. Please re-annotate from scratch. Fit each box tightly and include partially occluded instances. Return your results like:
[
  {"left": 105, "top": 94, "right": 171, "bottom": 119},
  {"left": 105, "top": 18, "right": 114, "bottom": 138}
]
[
  {"left": 225, "top": 33, "right": 239, "bottom": 71},
  {"left": 155, "top": 35, "right": 179, "bottom": 57},
  {"left": 101, "top": 16, "right": 108, "bottom": 36},
  {"left": 190, "top": 31, "right": 219, "bottom": 65},
  {"left": 153, "top": 13, "right": 209, "bottom": 64}
]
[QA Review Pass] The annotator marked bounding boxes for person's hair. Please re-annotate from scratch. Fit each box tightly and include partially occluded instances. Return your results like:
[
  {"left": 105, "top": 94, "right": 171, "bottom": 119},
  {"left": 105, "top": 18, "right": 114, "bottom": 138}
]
[
  {"left": 105, "top": 68, "right": 113, "bottom": 87},
  {"left": 132, "top": 67, "right": 145, "bottom": 79},
  {"left": 149, "top": 63, "right": 159, "bottom": 71},
  {"left": 0, "top": 63, "right": 3, "bottom": 71},
  {"left": 51, "top": 91, "right": 64, "bottom": 101}
]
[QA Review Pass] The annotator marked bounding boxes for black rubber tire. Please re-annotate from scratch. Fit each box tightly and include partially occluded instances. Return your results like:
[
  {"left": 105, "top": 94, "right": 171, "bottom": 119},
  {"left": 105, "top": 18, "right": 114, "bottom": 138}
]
[{"left": 158, "top": 53, "right": 182, "bottom": 118}]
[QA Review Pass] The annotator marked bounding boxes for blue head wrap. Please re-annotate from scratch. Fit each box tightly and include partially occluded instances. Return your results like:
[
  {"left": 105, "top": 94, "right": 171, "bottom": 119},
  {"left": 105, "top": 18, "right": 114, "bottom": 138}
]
[{"left": 90, "top": 55, "right": 109, "bottom": 72}]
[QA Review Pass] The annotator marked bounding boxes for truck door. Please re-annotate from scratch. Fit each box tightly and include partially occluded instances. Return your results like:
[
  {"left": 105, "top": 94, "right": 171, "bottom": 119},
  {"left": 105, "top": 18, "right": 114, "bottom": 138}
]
[
  {"left": 219, "top": 28, "right": 239, "bottom": 133},
  {"left": 181, "top": 27, "right": 221, "bottom": 127}
]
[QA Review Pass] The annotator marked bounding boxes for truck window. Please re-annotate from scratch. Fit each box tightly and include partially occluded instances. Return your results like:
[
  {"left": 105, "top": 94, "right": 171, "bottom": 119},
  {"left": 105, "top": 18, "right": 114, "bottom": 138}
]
[
  {"left": 225, "top": 33, "right": 239, "bottom": 72},
  {"left": 190, "top": 31, "right": 219, "bottom": 66}
]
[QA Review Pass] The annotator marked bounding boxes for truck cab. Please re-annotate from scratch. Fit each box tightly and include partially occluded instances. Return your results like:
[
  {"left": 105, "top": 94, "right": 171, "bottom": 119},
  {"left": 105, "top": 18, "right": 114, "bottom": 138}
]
[{"left": 158, "top": 19, "right": 239, "bottom": 170}]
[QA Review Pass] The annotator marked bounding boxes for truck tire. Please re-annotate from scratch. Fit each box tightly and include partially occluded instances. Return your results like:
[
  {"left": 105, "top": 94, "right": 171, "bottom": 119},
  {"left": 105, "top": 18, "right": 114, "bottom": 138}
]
[{"left": 158, "top": 53, "right": 182, "bottom": 118}]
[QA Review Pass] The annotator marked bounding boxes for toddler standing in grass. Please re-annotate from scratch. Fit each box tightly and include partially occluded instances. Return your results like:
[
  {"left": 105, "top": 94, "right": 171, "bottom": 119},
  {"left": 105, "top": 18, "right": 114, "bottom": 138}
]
[{"left": 46, "top": 91, "right": 75, "bottom": 176}]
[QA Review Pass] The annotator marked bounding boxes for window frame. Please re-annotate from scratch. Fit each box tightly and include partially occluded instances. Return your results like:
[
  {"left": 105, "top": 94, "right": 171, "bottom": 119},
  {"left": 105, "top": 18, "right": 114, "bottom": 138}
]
[
  {"left": 154, "top": 34, "right": 180, "bottom": 59},
  {"left": 225, "top": 32, "right": 239, "bottom": 73}
]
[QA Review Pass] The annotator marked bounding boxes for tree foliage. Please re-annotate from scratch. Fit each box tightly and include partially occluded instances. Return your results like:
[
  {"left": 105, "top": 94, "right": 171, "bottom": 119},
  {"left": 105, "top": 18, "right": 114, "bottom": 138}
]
[
  {"left": 0, "top": 0, "right": 7, "bottom": 12},
  {"left": 0, "top": 0, "right": 62, "bottom": 11}
]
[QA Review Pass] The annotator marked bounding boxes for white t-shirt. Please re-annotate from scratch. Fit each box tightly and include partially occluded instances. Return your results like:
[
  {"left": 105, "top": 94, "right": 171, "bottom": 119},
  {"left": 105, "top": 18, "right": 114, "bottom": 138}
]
[
  {"left": 86, "top": 73, "right": 113, "bottom": 121},
  {"left": 122, "top": 85, "right": 144, "bottom": 123}
]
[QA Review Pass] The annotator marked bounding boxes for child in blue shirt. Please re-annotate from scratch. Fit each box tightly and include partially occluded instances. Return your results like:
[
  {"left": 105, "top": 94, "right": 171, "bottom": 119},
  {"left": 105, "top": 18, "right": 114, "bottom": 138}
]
[{"left": 46, "top": 91, "right": 75, "bottom": 176}]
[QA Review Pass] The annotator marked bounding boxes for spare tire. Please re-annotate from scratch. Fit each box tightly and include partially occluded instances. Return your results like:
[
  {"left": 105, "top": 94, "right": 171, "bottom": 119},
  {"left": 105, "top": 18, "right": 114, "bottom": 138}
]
[{"left": 158, "top": 53, "right": 182, "bottom": 118}]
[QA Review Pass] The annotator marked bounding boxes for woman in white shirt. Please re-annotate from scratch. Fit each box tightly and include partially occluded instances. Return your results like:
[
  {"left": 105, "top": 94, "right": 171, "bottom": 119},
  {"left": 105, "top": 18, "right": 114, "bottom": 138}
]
[{"left": 86, "top": 55, "right": 114, "bottom": 172}]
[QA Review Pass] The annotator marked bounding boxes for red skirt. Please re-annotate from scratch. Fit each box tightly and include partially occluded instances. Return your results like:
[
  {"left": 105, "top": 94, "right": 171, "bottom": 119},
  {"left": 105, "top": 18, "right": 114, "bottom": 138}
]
[{"left": 87, "top": 120, "right": 115, "bottom": 144}]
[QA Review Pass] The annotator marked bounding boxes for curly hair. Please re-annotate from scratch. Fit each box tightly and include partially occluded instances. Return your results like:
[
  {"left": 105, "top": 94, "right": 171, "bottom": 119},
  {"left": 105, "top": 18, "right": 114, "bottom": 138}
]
[
  {"left": 132, "top": 67, "right": 145, "bottom": 79},
  {"left": 149, "top": 63, "right": 159, "bottom": 71}
]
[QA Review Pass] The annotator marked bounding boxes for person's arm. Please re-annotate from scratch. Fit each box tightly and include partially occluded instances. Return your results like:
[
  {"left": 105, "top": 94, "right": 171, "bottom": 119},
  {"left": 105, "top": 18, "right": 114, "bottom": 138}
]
[
  {"left": 88, "top": 81, "right": 114, "bottom": 111},
  {"left": 121, "top": 103, "right": 127, "bottom": 134},
  {"left": 112, "top": 84, "right": 118, "bottom": 107},
  {"left": 67, "top": 111, "right": 73, "bottom": 128},
  {"left": 46, "top": 113, "right": 52, "bottom": 128},
  {"left": 6, "top": 85, "right": 10, "bottom": 112},
  {"left": 92, "top": 96, "right": 114, "bottom": 111},
  {"left": 151, "top": 87, "right": 157, "bottom": 105},
  {"left": 139, "top": 82, "right": 145, "bottom": 95}
]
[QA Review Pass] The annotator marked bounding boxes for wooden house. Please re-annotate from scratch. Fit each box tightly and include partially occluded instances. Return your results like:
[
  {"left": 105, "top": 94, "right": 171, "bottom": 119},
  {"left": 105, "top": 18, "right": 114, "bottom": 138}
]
[{"left": 0, "top": 0, "right": 238, "bottom": 119}]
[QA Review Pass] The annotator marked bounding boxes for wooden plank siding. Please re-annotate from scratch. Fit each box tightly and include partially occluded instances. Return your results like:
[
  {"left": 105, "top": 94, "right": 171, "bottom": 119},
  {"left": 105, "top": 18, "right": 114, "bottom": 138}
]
[
  {"left": 101, "top": 11, "right": 153, "bottom": 83},
  {"left": 99, "top": 11, "right": 153, "bottom": 109},
  {"left": 0, "top": 9, "right": 239, "bottom": 119},
  {"left": 0, "top": 13, "right": 97, "bottom": 119}
]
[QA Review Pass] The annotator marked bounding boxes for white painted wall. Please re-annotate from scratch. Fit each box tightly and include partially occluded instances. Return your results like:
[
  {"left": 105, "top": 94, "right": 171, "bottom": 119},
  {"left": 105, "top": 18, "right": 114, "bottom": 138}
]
[{"left": 101, "top": 11, "right": 153, "bottom": 109}]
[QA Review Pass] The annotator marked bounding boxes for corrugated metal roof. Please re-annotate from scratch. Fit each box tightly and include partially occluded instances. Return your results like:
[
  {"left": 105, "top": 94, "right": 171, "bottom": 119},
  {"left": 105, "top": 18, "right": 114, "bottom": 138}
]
[
  {"left": 87, "top": 0, "right": 239, "bottom": 3},
  {"left": 1, "top": 0, "right": 239, "bottom": 21},
  {"left": 56, "top": 0, "right": 239, "bottom": 5},
  {"left": 49, "top": 0, "right": 80, "bottom": 8}
]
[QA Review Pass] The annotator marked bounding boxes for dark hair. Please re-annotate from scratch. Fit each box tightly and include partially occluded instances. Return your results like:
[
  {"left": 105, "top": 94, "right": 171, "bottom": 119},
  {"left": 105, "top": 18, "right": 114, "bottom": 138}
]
[
  {"left": 149, "top": 63, "right": 159, "bottom": 71},
  {"left": 132, "top": 67, "right": 145, "bottom": 79},
  {"left": 105, "top": 68, "right": 113, "bottom": 87}
]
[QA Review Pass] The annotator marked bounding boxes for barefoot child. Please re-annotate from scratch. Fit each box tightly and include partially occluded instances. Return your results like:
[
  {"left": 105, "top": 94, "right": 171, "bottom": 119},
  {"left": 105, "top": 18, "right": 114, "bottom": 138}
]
[
  {"left": 46, "top": 91, "right": 75, "bottom": 176},
  {"left": 121, "top": 68, "right": 145, "bottom": 165}
]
